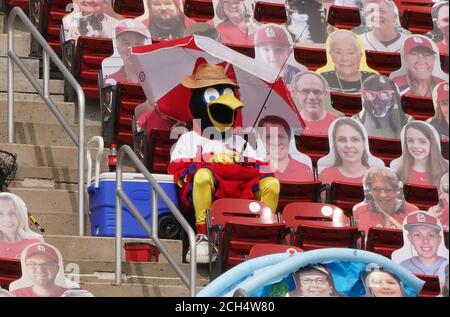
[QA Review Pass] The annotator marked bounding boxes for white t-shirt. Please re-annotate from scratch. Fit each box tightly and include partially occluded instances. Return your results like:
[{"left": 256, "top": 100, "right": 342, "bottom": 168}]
[{"left": 359, "top": 31, "right": 409, "bottom": 53}]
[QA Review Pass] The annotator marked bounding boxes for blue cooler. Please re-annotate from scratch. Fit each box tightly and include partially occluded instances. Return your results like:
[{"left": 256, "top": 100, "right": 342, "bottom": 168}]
[{"left": 88, "top": 172, "right": 180, "bottom": 238}]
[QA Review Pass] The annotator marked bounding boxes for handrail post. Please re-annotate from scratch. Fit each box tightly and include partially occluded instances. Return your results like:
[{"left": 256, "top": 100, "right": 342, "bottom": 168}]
[
  {"left": 7, "top": 13, "right": 14, "bottom": 144},
  {"left": 43, "top": 50, "right": 49, "bottom": 98},
  {"left": 115, "top": 153, "right": 123, "bottom": 285},
  {"left": 78, "top": 89, "right": 85, "bottom": 236}
]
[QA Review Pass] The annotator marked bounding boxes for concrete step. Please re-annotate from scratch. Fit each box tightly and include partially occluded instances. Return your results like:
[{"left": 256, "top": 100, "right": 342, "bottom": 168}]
[
  {"left": 77, "top": 273, "right": 209, "bottom": 287},
  {"left": 0, "top": 99, "right": 101, "bottom": 125},
  {"left": 0, "top": 55, "right": 39, "bottom": 75},
  {"left": 80, "top": 282, "right": 202, "bottom": 297},
  {"left": 44, "top": 235, "right": 184, "bottom": 264},
  {"left": 1, "top": 143, "right": 108, "bottom": 168},
  {"left": 0, "top": 91, "right": 65, "bottom": 102},
  {"left": 0, "top": 33, "right": 31, "bottom": 56},
  {"left": 31, "top": 211, "right": 87, "bottom": 236},
  {"left": 0, "top": 75, "right": 64, "bottom": 94},
  {"left": 0, "top": 14, "right": 30, "bottom": 34},
  {"left": 9, "top": 187, "right": 79, "bottom": 212},
  {"left": 65, "top": 259, "right": 209, "bottom": 280},
  {"left": 10, "top": 179, "right": 80, "bottom": 190},
  {"left": 0, "top": 121, "right": 102, "bottom": 145}
]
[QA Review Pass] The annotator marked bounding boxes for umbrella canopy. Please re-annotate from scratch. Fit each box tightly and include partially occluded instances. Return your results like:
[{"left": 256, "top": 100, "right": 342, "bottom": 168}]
[{"left": 130, "top": 35, "right": 304, "bottom": 133}]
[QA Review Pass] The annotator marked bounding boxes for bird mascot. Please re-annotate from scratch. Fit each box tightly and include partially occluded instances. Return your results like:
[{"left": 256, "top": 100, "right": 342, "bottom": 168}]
[{"left": 168, "top": 63, "right": 280, "bottom": 263}]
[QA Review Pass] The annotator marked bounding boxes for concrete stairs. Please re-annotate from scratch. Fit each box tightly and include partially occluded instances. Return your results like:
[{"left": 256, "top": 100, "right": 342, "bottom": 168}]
[{"left": 1, "top": 11, "right": 204, "bottom": 297}]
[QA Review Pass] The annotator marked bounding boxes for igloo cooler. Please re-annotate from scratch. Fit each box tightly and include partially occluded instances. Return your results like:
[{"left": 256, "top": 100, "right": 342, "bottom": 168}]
[{"left": 88, "top": 172, "right": 180, "bottom": 238}]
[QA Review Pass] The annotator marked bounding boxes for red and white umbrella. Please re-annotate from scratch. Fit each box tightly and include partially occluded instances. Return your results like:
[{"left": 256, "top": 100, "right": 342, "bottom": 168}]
[{"left": 130, "top": 35, "right": 304, "bottom": 133}]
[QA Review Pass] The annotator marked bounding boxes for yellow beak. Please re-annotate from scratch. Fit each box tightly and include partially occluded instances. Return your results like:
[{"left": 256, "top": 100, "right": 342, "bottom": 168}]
[{"left": 207, "top": 94, "right": 244, "bottom": 132}]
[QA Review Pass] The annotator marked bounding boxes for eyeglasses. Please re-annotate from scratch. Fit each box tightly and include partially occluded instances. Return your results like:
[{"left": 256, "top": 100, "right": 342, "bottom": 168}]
[
  {"left": 223, "top": 0, "right": 243, "bottom": 6},
  {"left": 371, "top": 188, "right": 398, "bottom": 194},
  {"left": 26, "top": 262, "right": 57, "bottom": 270},
  {"left": 362, "top": 90, "right": 395, "bottom": 101},
  {"left": 297, "top": 88, "right": 324, "bottom": 96},
  {"left": 299, "top": 277, "right": 328, "bottom": 286}
]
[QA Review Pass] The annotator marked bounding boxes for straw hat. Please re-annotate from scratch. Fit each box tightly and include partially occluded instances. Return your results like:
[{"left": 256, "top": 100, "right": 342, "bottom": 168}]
[{"left": 181, "top": 63, "right": 238, "bottom": 89}]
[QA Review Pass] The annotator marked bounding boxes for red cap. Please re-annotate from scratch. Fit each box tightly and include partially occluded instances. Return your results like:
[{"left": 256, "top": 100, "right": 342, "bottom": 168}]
[
  {"left": 404, "top": 212, "right": 441, "bottom": 232},
  {"left": 254, "top": 25, "right": 291, "bottom": 47},
  {"left": 25, "top": 243, "right": 59, "bottom": 263},
  {"left": 435, "top": 82, "right": 449, "bottom": 103},
  {"left": 403, "top": 35, "right": 436, "bottom": 55},
  {"left": 115, "top": 19, "right": 150, "bottom": 38}
]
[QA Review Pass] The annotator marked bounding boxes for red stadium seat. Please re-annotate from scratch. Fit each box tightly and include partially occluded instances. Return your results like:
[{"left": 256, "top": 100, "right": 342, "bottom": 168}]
[
  {"left": 294, "top": 46, "right": 326, "bottom": 72},
  {"left": 113, "top": 0, "right": 144, "bottom": 19},
  {"left": 368, "top": 137, "right": 402, "bottom": 166},
  {"left": 401, "top": 8, "right": 433, "bottom": 34},
  {"left": 184, "top": 0, "right": 214, "bottom": 22},
  {"left": 253, "top": 1, "right": 287, "bottom": 24},
  {"left": 100, "top": 82, "right": 147, "bottom": 146},
  {"left": 295, "top": 134, "right": 329, "bottom": 169},
  {"left": 207, "top": 199, "right": 286, "bottom": 275},
  {"left": 0, "top": 257, "right": 21, "bottom": 289},
  {"left": 326, "top": 5, "right": 361, "bottom": 30},
  {"left": 41, "top": 0, "right": 73, "bottom": 56},
  {"left": 401, "top": 95, "right": 434, "bottom": 121},
  {"left": 142, "top": 128, "right": 174, "bottom": 174},
  {"left": 278, "top": 181, "right": 323, "bottom": 212},
  {"left": 330, "top": 91, "right": 362, "bottom": 116},
  {"left": 417, "top": 274, "right": 441, "bottom": 297},
  {"left": 63, "top": 36, "right": 113, "bottom": 100},
  {"left": 441, "top": 53, "right": 449, "bottom": 74},
  {"left": 248, "top": 243, "right": 303, "bottom": 259},
  {"left": 224, "top": 43, "right": 255, "bottom": 58},
  {"left": 442, "top": 140, "right": 449, "bottom": 160},
  {"left": 403, "top": 183, "right": 439, "bottom": 211},
  {"left": 281, "top": 202, "right": 362, "bottom": 250},
  {"left": 365, "top": 227, "right": 403, "bottom": 258},
  {"left": 4, "top": 0, "right": 28, "bottom": 11},
  {"left": 328, "top": 181, "right": 365, "bottom": 217},
  {"left": 366, "top": 51, "right": 401, "bottom": 77}
]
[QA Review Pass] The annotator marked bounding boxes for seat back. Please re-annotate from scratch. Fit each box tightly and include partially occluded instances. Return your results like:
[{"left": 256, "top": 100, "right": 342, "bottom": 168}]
[
  {"left": 401, "top": 95, "right": 435, "bottom": 121},
  {"left": 253, "top": 1, "right": 287, "bottom": 24},
  {"left": 294, "top": 47, "right": 326, "bottom": 72},
  {"left": 416, "top": 274, "right": 441, "bottom": 297},
  {"left": 0, "top": 257, "right": 22, "bottom": 289},
  {"left": 403, "top": 184, "right": 439, "bottom": 210},
  {"left": 113, "top": 0, "right": 145, "bottom": 18},
  {"left": 402, "top": 8, "right": 433, "bottom": 34},
  {"left": 368, "top": 137, "right": 402, "bottom": 166},
  {"left": 147, "top": 128, "right": 174, "bottom": 174},
  {"left": 296, "top": 225, "right": 362, "bottom": 251},
  {"left": 224, "top": 43, "right": 255, "bottom": 58},
  {"left": 74, "top": 37, "right": 114, "bottom": 99},
  {"left": 7, "top": 0, "right": 28, "bottom": 10},
  {"left": 295, "top": 134, "right": 329, "bottom": 168},
  {"left": 43, "top": 0, "right": 73, "bottom": 55},
  {"left": 278, "top": 181, "right": 323, "bottom": 212},
  {"left": 282, "top": 202, "right": 350, "bottom": 227},
  {"left": 330, "top": 92, "right": 362, "bottom": 117},
  {"left": 365, "top": 227, "right": 403, "bottom": 258},
  {"left": 330, "top": 181, "right": 365, "bottom": 217},
  {"left": 366, "top": 51, "right": 401, "bottom": 77},
  {"left": 327, "top": 5, "right": 361, "bottom": 30},
  {"left": 248, "top": 243, "right": 302, "bottom": 259},
  {"left": 184, "top": 0, "right": 214, "bottom": 22},
  {"left": 115, "top": 83, "right": 147, "bottom": 145}
]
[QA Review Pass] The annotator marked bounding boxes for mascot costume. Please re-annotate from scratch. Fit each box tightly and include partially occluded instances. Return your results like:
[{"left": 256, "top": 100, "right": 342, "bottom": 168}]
[{"left": 168, "top": 63, "right": 280, "bottom": 263}]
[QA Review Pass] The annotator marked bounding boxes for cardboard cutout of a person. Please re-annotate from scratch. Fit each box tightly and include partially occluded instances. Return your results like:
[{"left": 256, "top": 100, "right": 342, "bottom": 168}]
[
  {"left": 430, "top": 0, "right": 449, "bottom": 55},
  {"left": 428, "top": 81, "right": 449, "bottom": 142},
  {"left": 361, "top": 263, "right": 407, "bottom": 297}
]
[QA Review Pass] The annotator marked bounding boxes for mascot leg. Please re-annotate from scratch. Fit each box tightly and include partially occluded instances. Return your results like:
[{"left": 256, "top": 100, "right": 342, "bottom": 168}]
[
  {"left": 192, "top": 168, "right": 215, "bottom": 234},
  {"left": 255, "top": 176, "right": 280, "bottom": 213}
]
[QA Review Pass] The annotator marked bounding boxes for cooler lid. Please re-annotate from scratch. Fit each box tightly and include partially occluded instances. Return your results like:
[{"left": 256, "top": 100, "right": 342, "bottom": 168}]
[{"left": 96, "top": 172, "right": 174, "bottom": 182}]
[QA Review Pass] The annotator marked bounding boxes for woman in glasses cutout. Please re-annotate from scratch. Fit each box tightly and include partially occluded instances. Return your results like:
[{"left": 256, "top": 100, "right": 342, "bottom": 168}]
[{"left": 289, "top": 264, "right": 344, "bottom": 297}]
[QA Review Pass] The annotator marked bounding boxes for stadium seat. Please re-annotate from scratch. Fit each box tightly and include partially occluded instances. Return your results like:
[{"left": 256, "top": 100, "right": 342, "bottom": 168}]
[
  {"left": 403, "top": 183, "right": 439, "bottom": 211},
  {"left": 2, "top": 0, "right": 28, "bottom": 12},
  {"left": 442, "top": 140, "right": 449, "bottom": 160},
  {"left": 281, "top": 202, "right": 362, "bottom": 250},
  {"left": 113, "top": 0, "right": 145, "bottom": 18},
  {"left": 416, "top": 274, "right": 441, "bottom": 297},
  {"left": 401, "top": 8, "right": 433, "bottom": 34},
  {"left": 278, "top": 181, "right": 323, "bottom": 212},
  {"left": 295, "top": 134, "right": 329, "bottom": 169},
  {"left": 401, "top": 95, "right": 434, "bottom": 121},
  {"left": 327, "top": 181, "right": 365, "bottom": 217},
  {"left": 294, "top": 46, "right": 326, "bottom": 72},
  {"left": 224, "top": 43, "right": 255, "bottom": 58},
  {"left": 368, "top": 137, "right": 402, "bottom": 166},
  {"left": 207, "top": 199, "right": 287, "bottom": 277},
  {"left": 0, "top": 257, "right": 21, "bottom": 289},
  {"left": 441, "top": 53, "right": 449, "bottom": 74},
  {"left": 184, "top": 0, "right": 214, "bottom": 22},
  {"left": 366, "top": 51, "right": 401, "bottom": 77},
  {"left": 248, "top": 243, "right": 303, "bottom": 259},
  {"left": 326, "top": 5, "right": 361, "bottom": 30},
  {"left": 100, "top": 82, "right": 147, "bottom": 146},
  {"left": 365, "top": 227, "right": 403, "bottom": 258},
  {"left": 253, "top": 1, "right": 287, "bottom": 24},
  {"left": 138, "top": 128, "right": 174, "bottom": 174},
  {"left": 62, "top": 36, "right": 113, "bottom": 101},
  {"left": 330, "top": 91, "right": 362, "bottom": 116}
]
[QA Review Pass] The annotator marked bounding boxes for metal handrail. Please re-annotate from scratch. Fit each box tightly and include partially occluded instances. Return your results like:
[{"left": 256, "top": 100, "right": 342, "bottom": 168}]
[
  {"left": 7, "top": 7, "right": 86, "bottom": 236},
  {"left": 115, "top": 145, "right": 197, "bottom": 296}
]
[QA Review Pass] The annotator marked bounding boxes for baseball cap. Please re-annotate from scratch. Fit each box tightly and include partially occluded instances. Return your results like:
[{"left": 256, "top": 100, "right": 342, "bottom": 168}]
[
  {"left": 254, "top": 24, "right": 291, "bottom": 47},
  {"left": 403, "top": 35, "right": 436, "bottom": 55},
  {"left": 25, "top": 243, "right": 59, "bottom": 263},
  {"left": 404, "top": 211, "right": 441, "bottom": 232},
  {"left": 435, "top": 82, "right": 449, "bottom": 103},
  {"left": 115, "top": 19, "right": 150, "bottom": 38}
]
